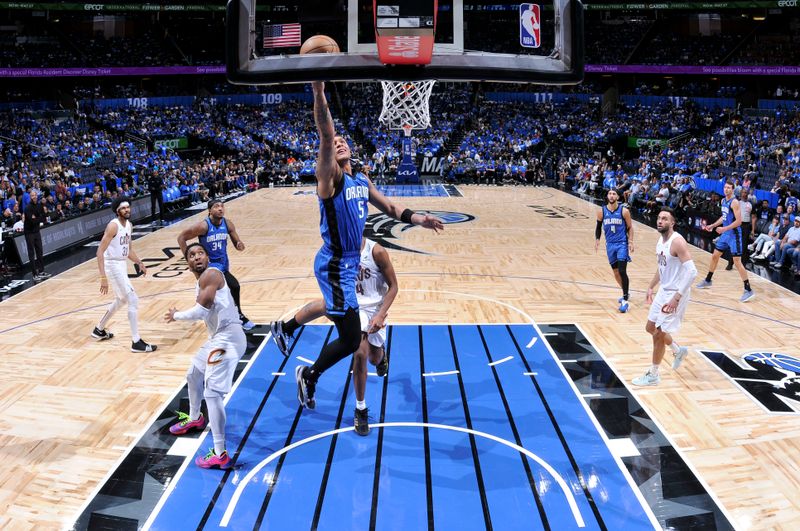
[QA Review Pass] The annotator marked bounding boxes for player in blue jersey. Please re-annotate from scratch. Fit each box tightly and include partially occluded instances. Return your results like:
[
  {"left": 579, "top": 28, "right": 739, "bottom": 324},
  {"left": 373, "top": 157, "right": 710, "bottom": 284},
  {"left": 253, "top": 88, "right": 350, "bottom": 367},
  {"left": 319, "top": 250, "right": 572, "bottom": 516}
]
[
  {"left": 696, "top": 180, "right": 755, "bottom": 302},
  {"left": 291, "top": 80, "right": 443, "bottom": 411},
  {"left": 177, "top": 199, "right": 255, "bottom": 329},
  {"left": 595, "top": 189, "right": 635, "bottom": 312}
]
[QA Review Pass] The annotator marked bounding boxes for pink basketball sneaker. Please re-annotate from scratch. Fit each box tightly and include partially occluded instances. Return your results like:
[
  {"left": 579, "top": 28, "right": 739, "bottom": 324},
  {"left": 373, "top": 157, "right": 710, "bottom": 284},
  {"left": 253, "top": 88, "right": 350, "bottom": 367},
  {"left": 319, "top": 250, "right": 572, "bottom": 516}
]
[
  {"left": 169, "top": 412, "right": 206, "bottom": 435},
  {"left": 195, "top": 448, "right": 231, "bottom": 469}
]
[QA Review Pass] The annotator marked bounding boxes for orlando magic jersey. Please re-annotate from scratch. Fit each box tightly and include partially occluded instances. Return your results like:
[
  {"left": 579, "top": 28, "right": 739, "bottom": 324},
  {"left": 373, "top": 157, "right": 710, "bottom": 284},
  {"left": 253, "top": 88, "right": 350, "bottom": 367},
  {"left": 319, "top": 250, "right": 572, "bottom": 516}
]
[
  {"left": 721, "top": 197, "right": 738, "bottom": 228},
  {"left": 319, "top": 172, "right": 370, "bottom": 255},
  {"left": 200, "top": 217, "right": 229, "bottom": 272},
  {"left": 603, "top": 205, "right": 627, "bottom": 245}
]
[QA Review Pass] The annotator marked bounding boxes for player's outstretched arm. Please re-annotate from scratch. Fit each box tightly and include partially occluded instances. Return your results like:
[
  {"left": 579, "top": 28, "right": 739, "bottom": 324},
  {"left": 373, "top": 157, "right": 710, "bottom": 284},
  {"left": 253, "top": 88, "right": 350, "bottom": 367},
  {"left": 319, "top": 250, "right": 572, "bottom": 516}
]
[
  {"left": 177, "top": 220, "right": 208, "bottom": 256},
  {"left": 165, "top": 269, "right": 222, "bottom": 323},
  {"left": 312, "top": 81, "right": 340, "bottom": 199},
  {"left": 370, "top": 244, "right": 398, "bottom": 333},
  {"left": 663, "top": 236, "right": 698, "bottom": 314},
  {"left": 366, "top": 177, "right": 444, "bottom": 232}
]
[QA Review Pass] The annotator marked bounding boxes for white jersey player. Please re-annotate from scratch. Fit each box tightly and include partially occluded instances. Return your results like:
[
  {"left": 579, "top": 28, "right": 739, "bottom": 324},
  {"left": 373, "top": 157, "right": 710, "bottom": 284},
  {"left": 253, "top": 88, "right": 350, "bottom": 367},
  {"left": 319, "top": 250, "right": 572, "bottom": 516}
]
[
  {"left": 633, "top": 207, "right": 697, "bottom": 386},
  {"left": 269, "top": 237, "right": 398, "bottom": 436},
  {"left": 92, "top": 198, "right": 157, "bottom": 353},
  {"left": 165, "top": 243, "right": 247, "bottom": 469}
]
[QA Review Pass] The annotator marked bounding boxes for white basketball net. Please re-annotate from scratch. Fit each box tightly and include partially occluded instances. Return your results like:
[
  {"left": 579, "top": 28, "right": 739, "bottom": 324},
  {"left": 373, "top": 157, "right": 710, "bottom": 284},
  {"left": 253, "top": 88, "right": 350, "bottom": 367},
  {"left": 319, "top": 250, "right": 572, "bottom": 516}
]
[{"left": 379, "top": 80, "right": 436, "bottom": 131}]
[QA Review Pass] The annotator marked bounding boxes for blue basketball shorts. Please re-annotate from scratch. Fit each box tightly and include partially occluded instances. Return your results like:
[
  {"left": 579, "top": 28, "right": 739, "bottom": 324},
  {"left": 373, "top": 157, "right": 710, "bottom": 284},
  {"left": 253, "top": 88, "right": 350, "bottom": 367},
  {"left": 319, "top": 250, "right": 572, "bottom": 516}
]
[
  {"left": 714, "top": 229, "right": 742, "bottom": 256},
  {"left": 314, "top": 246, "right": 360, "bottom": 316},
  {"left": 606, "top": 242, "right": 631, "bottom": 266}
]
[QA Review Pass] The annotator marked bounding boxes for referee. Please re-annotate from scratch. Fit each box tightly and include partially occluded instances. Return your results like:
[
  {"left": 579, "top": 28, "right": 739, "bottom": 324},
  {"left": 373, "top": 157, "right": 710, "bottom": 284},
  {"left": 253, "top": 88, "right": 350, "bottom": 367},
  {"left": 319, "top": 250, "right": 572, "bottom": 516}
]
[
  {"left": 739, "top": 187, "right": 754, "bottom": 265},
  {"left": 23, "top": 190, "right": 48, "bottom": 280},
  {"left": 147, "top": 171, "right": 165, "bottom": 225}
]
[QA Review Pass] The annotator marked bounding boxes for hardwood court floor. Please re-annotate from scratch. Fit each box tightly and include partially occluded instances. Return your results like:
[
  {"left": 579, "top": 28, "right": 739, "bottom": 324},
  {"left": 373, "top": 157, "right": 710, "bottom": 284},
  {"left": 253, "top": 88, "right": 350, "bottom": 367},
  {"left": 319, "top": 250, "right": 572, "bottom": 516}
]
[{"left": 1, "top": 186, "right": 799, "bottom": 529}]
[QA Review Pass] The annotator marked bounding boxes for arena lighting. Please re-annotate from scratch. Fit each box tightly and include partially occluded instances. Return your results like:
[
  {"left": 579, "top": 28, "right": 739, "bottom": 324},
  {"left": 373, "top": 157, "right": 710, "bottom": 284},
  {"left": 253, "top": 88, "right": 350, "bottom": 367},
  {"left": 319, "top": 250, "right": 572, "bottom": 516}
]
[{"left": 753, "top": 15, "right": 766, "bottom": 20}]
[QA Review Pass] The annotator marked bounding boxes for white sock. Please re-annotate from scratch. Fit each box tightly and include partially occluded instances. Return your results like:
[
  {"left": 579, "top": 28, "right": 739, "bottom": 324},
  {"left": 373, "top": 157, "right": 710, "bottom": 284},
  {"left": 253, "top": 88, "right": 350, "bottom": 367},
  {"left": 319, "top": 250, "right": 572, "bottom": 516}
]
[
  {"left": 669, "top": 341, "right": 681, "bottom": 354},
  {"left": 356, "top": 400, "right": 367, "bottom": 410},
  {"left": 206, "top": 395, "right": 226, "bottom": 455},
  {"left": 650, "top": 364, "right": 660, "bottom": 375}
]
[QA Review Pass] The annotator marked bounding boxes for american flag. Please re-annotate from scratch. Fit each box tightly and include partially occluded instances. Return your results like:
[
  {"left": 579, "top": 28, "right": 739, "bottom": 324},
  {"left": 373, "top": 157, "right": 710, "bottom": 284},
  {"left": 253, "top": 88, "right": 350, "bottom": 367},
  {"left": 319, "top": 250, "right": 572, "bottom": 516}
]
[{"left": 262, "top": 23, "right": 302, "bottom": 48}]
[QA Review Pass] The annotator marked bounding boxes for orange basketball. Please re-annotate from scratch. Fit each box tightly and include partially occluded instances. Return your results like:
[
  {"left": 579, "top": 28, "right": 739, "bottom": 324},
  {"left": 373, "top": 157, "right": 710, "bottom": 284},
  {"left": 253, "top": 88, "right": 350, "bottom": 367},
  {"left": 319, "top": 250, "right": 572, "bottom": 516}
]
[{"left": 299, "top": 35, "right": 340, "bottom": 54}]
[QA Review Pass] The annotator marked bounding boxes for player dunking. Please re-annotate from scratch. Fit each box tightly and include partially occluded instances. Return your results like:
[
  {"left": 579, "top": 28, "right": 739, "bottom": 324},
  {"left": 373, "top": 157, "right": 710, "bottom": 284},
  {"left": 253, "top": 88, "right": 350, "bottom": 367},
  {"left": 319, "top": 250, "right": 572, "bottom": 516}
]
[
  {"left": 272, "top": 237, "right": 397, "bottom": 435},
  {"left": 294, "top": 80, "right": 442, "bottom": 410},
  {"left": 91, "top": 198, "right": 157, "bottom": 353},
  {"left": 595, "top": 189, "right": 634, "bottom": 312},
  {"left": 695, "top": 180, "right": 756, "bottom": 302},
  {"left": 164, "top": 243, "right": 247, "bottom": 469},
  {"left": 178, "top": 199, "right": 254, "bottom": 330},
  {"left": 633, "top": 207, "right": 697, "bottom": 386}
]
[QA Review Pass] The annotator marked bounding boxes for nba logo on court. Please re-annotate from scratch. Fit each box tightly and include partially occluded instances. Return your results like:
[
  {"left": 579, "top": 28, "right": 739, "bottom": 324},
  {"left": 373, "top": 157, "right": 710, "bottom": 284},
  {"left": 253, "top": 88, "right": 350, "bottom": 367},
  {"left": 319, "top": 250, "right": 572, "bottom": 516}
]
[{"left": 519, "top": 4, "right": 541, "bottom": 49}]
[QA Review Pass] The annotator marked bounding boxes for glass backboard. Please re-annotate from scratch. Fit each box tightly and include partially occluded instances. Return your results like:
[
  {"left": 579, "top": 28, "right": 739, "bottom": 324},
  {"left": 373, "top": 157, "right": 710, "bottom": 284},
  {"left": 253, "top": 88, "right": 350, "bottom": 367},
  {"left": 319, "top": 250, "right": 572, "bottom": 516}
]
[{"left": 227, "top": 0, "right": 583, "bottom": 85}]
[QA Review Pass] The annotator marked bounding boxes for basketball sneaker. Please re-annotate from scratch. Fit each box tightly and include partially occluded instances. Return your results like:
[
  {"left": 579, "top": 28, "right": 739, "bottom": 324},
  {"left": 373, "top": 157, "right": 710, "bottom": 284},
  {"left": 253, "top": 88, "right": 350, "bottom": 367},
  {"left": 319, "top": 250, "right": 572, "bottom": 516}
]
[
  {"left": 195, "top": 448, "right": 231, "bottom": 469},
  {"left": 618, "top": 300, "right": 629, "bottom": 313},
  {"left": 695, "top": 279, "right": 712, "bottom": 289},
  {"left": 632, "top": 370, "right": 660, "bottom": 386},
  {"left": 91, "top": 327, "right": 114, "bottom": 341},
  {"left": 295, "top": 365, "right": 316, "bottom": 409},
  {"left": 671, "top": 346, "right": 689, "bottom": 370},
  {"left": 169, "top": 412, "right": 207, "bottom": 435},
  {"left": 354, "top": 407, "right": 370, "bottom": 436},
  {"left": 740, "top": 290, "right": 756, "bottom": 303},
  {"left": 270, "top": 320, "right": 291, "bottom": 356},
  {"left": 131, "top": 339, "right": 157, "bottom": 353},
  {"left": 375, "top": 351, "right": 389, "bottom": 377},
  {"left": 240, "top": 314, "right": 255, "bottom": 331}
]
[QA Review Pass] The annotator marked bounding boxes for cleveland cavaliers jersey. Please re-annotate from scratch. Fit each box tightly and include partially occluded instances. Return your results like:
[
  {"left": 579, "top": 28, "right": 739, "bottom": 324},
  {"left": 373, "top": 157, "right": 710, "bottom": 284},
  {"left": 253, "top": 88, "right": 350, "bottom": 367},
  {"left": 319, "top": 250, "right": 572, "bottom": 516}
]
[
  {"left": 200, "top": 217, "right": 229, "bottom": 272},
  {"left": 357, "top": 239, "right": 388, "bottom": 309},
  {"left": 104, "top": 218, "right": 131, "bottom": 261},
  {"left": 602, "top": 205, "right": 627, "bottom": 245},
  {"left": 197, "top": 266, "right": 240, "bottom": 336},
  {"left": 318, "top": 172, "right": 370, "bottom": 255},
  {"left": 657, "top": 232, "right": 684, "bottom": 292}
]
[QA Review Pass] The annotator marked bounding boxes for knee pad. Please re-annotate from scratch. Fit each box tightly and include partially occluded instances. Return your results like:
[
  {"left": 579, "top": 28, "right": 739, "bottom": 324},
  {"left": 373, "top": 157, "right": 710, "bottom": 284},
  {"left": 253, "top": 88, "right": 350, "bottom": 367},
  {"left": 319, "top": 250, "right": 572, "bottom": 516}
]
[
  {"left": 203, "top": 387, "right": 225, "bottom": 400},
  {"left": 186, "top": 365, "right": 204, "bottom": 387}
]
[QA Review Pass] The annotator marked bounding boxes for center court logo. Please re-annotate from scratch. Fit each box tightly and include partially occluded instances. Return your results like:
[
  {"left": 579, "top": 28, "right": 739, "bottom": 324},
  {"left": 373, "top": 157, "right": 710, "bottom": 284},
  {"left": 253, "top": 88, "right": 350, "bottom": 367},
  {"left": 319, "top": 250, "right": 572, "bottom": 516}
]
[
  {"left": 365, "top": 210, "right": 476, "bottom": 254},
  {"left": 134, "top": 247, "right": 190, "bottom": 279},
  {"left": 527, "top": 204, "right": 589, "bottom": 220},
  {"left": 701, "top": 350, "right": 800, "bottom": 414}
]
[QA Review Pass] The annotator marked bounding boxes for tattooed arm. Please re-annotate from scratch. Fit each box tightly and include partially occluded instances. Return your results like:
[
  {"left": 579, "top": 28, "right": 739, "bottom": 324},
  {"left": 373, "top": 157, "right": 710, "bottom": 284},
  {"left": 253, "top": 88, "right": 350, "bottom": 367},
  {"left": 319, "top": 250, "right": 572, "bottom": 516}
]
[{"left": 312, "top": 81, "right": 341, "bottom": 199}]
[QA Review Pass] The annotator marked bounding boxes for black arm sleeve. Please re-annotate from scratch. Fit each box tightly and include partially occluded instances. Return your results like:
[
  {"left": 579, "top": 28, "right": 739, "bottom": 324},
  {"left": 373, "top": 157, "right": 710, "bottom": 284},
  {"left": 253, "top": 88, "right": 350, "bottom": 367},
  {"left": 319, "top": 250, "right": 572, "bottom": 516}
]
[{"left": 595, "top": 220, "right": 602, "bottom": 240}]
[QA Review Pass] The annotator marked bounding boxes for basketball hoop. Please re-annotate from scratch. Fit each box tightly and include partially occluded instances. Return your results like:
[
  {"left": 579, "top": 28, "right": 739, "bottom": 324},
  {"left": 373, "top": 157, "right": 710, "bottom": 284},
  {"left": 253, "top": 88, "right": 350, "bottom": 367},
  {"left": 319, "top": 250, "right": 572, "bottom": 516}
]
[{"left": 379, "top": 80, "right": 435, "bottom": 131}]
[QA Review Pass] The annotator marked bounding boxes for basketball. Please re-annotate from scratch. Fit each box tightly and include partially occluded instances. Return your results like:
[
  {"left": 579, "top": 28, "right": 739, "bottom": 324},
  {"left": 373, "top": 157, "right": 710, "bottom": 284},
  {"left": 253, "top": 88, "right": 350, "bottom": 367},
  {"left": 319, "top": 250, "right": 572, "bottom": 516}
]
[{"left": 299, "top": 35, "right": 339, "bottom": 55}]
